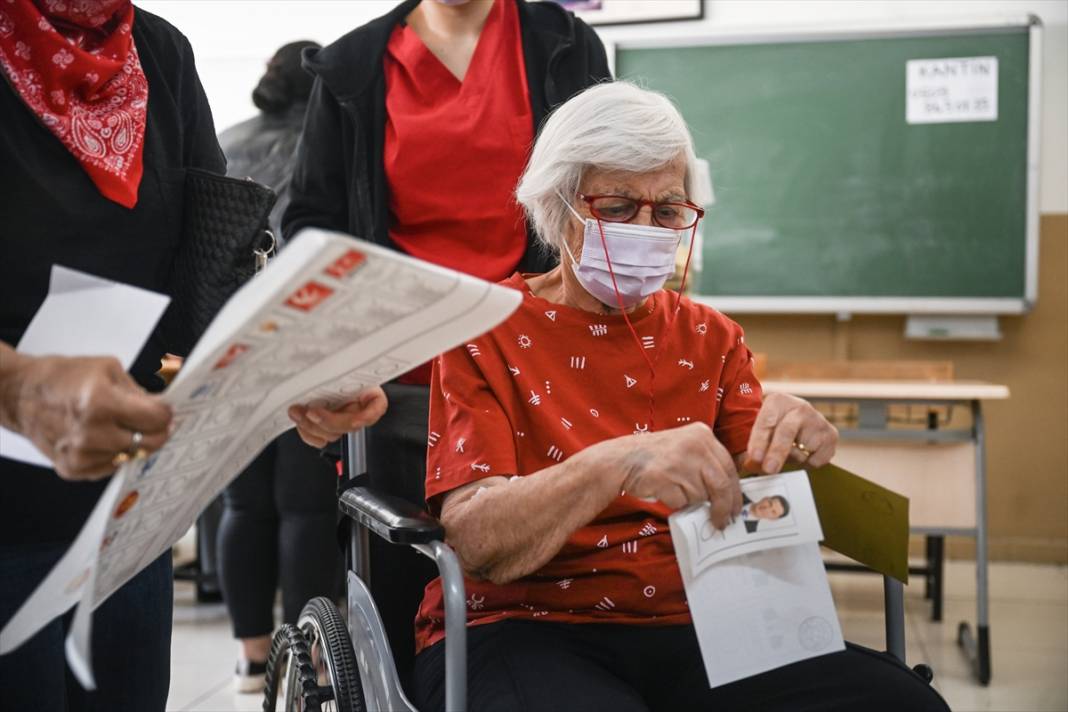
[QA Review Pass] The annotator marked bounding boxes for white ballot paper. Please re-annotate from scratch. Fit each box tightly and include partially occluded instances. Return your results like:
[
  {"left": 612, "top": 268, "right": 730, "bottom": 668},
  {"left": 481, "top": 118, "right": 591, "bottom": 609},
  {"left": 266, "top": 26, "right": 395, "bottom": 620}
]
[
  {"left": 0, "top": 266, "right": 171, "bottom": 467},
  {"left": 670, "top": 471, "right": 845, "bottom": 688},
  {"left": 0, "top": 229, "right": 522, "bottom": 687}
]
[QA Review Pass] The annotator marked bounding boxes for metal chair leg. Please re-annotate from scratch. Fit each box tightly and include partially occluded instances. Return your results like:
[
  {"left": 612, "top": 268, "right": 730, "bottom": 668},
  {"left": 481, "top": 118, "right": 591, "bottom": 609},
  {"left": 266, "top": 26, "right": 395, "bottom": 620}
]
[{"left": 883, "top": 575, "right": 906, "bottom": 664}]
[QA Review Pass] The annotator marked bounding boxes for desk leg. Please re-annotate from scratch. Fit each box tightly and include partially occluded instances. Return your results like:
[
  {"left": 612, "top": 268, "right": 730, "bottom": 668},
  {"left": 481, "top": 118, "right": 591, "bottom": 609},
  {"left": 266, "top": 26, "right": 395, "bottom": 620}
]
[
  {"left": 957, "top": 400, "right": 992, "bottom": 685},
  {"left": 929, "top": 535, "right": 945, "bottom": 622}
]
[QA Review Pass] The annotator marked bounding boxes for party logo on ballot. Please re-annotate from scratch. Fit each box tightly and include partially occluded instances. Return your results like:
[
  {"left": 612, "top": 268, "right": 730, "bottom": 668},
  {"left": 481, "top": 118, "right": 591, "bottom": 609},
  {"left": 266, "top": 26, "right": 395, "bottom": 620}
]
[
  {"left": 285, "top": 281, "right": 334, "bottom": 312},
  {"left": 324, "top": 250, "right": 366, "bottom": 279}
]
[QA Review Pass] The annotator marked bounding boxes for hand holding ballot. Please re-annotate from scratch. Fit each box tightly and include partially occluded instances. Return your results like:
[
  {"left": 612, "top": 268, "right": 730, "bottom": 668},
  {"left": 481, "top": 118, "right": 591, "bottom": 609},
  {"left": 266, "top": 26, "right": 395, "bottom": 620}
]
[
  {"left": 0, "top": 348, "right": 173, "bottom": 481},
  {"left": 617, "top": 422, "right": 743, "bottom": 529},
  {"left": 743, "top": 392, "right": 839, "bottom": 474},
  {"left": 287, "top": 385, "right": 388, "bottom": 448}
]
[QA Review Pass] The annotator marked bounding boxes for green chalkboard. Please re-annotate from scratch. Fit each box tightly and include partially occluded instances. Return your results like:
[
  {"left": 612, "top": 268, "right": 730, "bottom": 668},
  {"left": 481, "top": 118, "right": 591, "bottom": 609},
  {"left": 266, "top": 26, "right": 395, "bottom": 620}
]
[{"left": 616, "top": 24, "right": 1037, "bottom": 312}]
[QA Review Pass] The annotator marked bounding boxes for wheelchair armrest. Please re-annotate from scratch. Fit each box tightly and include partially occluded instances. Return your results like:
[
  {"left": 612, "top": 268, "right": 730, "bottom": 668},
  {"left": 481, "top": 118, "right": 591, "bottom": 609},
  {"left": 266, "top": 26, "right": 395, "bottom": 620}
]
[{"left": 338, "top": 486, "right": 445, "bottom": 545}]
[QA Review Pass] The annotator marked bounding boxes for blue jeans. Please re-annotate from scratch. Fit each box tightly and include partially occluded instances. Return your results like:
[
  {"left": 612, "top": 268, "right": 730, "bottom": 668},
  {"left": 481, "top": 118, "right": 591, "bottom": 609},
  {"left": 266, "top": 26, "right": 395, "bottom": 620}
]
[{"left": 0, "top": 544, "right": 172, "bottom": 712}]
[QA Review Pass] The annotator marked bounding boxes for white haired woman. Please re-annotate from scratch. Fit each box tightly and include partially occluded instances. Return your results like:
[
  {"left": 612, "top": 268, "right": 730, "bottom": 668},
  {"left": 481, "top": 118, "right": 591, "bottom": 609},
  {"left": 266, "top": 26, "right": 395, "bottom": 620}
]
[{"left": 410, "top": 82, "right": 949, "bottom": 711}]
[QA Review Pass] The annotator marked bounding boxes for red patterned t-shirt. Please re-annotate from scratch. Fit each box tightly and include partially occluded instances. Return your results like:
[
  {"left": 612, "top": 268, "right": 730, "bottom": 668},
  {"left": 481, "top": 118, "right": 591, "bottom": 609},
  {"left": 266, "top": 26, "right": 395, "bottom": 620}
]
[{"left": 414, "top": 273, "right": 764, "bottom": 653}]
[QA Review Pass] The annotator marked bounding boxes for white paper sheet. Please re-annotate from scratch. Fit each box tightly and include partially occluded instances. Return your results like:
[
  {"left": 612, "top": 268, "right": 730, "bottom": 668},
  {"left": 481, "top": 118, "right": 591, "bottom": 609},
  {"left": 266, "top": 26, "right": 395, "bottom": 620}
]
[
  {"left": 0, "top": 266, "right": 170, "bottom": 467},
  {"left": 670, "top": 471, "right": 844, "bottom": 688},
  {"left": 906, "top": 56, "right": 998, "bottom": 124},
  {"left": 0, "top": 229, "right": 522, "bottom": 687}
]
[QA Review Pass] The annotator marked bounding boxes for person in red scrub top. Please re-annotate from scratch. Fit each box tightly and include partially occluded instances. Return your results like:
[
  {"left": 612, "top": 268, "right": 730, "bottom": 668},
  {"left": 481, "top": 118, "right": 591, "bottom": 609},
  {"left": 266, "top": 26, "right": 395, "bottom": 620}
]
[{"left": 283, "top": 0, "right": 610, "bottom": 681}]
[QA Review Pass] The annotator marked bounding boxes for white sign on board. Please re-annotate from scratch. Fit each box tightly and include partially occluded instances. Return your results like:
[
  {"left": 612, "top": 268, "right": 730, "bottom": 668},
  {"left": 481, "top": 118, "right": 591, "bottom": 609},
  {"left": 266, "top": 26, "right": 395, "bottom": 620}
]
[{"left": 906, "top": 56, "right": 998, "bottom": 124}]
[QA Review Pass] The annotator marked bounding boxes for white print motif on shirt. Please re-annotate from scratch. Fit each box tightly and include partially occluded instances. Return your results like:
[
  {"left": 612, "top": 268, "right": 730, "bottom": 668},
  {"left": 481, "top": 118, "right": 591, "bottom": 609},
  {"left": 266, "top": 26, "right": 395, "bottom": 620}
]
[
  {"left": 634, "top": 423, "right": 649, "bottom": 435},
  {"left": 517, "top": 334, "right": 532, "bottom": 349},
  {"left": 678, "top": 359, "right": 695, "bottom": 370},
  {"left": 643, "top": 585, "right": 657, "bottom": 598},
  {"left": 676, "top": 416, "right": 692, "bottom": 423},
  {"left": 455, "top": 437, "right": 465, "bottom": 453},
  {"left": 716, "top": 387, "right": 725, "bottom": 403},
  {"left": 594, "top": 596, "right": 616, "bottom": 611},
  {"left": 622, "top": 540, "right": 638, "bottom": 554},
  {"left": 465, "top": 343, "right": 481, "bottom": 358},
  {"left": 545, "top": 310, "right": 557, "bottom": 322},
  {"left": 557, "top": 578, "right": 574, "bottom": 590},
  {"left": 508, "top": 365, "right": 520, "bottom": 376},
  {"left": 545, "top": 381, "right": 552, "bottom": 395},
  {"left": 739, "top": 382, "right": 754, "bottom": 395},
  {"left": 638, "top": 522, "right": 657, "bottom": 537},
  {"left": 699, "top": 380, "right": 710, "bottom": 393},
  {"left": 466, "top": 594, "right": 485, "bottom": 610},
  {"left": 560, "top": 417, "right": 573, "bottom": 430},
  {"left": 528, "top": 391, "right": 542, "bottom": 406},
  {"left": 589, "top": 408, "right": 600, "bottom": 418},
  {"left": 570, "top": 356, "right": 586, "bottom": 369},
  {"left": 625, "top": 374, "right": 638, "bottom": 388},
  {"left": 590, "top": 324, "right": 608, "bottom": 336},
  {"left": 547, "top": 445, "right": 564, "bottom": 461},
  {"left": 597, "top": 535, "right": 609, "bottom": 548},
  {"left": 696, "top": 323, "right": 708, "bottom": 335},
  {"left": 470, "top": 462, "right": 490, "bottom": 473},
  {"left": 428, "top": 431, "right": 440, "bottom": 448},
  {"left": 641, "top": 336, "right": 655, "bottom": 349}
]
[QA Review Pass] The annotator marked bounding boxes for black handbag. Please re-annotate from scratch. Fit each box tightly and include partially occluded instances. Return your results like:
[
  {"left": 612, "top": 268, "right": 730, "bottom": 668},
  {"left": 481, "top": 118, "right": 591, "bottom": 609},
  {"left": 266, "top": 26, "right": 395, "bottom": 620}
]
[{"left": 164, "top": 167, "right": 277, "bottom": 355}]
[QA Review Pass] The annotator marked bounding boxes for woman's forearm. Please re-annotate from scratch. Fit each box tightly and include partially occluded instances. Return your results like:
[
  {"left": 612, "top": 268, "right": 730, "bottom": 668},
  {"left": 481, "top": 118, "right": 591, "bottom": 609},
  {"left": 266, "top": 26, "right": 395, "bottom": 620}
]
[{"left": 441, "top": 437, "right": 634, "bottom": 584}]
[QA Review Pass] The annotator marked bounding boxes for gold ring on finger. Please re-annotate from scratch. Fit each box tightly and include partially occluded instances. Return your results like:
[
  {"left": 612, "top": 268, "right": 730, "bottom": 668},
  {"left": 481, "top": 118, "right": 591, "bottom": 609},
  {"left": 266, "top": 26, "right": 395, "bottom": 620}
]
[
  {"left": 111, "top": 451, "right": 131, "bottom": 467},
  {"left": 792, "top": 441, "right": 811, "bottom": 459}
]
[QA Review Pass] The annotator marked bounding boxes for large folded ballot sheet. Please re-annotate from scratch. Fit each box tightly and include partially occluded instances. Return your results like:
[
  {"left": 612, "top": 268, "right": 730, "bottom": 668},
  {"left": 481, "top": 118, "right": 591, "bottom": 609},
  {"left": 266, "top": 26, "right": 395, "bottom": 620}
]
[{"left": 0, "top": 228, "right": 522, "bottom": 687}]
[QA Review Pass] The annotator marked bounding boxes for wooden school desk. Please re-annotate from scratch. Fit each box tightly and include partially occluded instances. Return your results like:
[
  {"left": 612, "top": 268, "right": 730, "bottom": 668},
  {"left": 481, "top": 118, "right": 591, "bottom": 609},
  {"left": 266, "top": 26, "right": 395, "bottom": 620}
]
[{"left": 761, "top": 379, "right": 1010, "bottom": 685}]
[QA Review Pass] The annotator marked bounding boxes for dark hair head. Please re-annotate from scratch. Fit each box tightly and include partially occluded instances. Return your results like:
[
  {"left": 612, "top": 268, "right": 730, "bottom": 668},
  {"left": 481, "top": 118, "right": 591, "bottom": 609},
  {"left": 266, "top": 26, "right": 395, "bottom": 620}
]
[
  {"left": 252, "top": 40, "right": 321, "bottom": 114},
  {"left": 771, "top": 495, "right": 790, "bottom": 518}
]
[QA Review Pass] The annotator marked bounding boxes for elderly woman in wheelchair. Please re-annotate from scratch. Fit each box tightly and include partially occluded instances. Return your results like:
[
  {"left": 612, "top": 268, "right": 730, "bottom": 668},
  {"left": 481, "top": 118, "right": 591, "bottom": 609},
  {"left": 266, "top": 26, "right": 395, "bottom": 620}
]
[{"left": 403, "top": 82, "right": 950, "bottom": 712}]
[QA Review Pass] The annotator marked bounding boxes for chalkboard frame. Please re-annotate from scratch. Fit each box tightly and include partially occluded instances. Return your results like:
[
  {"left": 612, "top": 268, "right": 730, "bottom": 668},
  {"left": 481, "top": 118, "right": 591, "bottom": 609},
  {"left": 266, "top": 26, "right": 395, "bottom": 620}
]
[{"left": 611, "top": 16, "right": 1043, "bottom": 315}]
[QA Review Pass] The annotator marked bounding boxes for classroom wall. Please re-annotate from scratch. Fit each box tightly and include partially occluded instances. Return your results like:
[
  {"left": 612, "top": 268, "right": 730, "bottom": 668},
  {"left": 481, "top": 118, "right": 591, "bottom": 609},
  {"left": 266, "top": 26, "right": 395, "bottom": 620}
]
[{"left": 141, "top": 1, "right": 1068, "bottom": 563}]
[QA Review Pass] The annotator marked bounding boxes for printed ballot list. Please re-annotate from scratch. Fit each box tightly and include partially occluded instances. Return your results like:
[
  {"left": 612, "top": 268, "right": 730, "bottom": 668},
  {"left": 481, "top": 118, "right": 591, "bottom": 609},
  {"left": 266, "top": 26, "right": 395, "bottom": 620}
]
[
  {"left": 0, "top": 228, "right": 522, "bottom": 687},
  {"left": 670, "top": 471, "right": 846, "bottom": 688}
]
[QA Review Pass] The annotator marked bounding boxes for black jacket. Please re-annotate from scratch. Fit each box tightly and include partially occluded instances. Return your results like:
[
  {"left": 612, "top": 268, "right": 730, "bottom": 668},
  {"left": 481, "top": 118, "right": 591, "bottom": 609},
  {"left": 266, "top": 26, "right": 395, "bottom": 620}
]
[{"left": 282, "top": 0, "right": 611, "bottom": 274}]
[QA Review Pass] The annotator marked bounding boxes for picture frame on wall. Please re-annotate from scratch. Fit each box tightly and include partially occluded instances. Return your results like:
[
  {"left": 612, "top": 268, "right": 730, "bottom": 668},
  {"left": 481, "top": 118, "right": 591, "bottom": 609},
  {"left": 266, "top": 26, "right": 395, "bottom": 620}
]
[{"left": 552, "top": 0, "right": 704, "bottom": 27}]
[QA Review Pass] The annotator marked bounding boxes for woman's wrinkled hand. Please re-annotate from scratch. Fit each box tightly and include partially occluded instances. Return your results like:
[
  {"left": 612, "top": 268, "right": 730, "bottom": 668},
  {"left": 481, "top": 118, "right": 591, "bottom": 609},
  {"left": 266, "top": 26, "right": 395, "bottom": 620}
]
[
  {"left": 288, "top": 386, "right": 388, "bottom": 448},
  {"left": 744, "top": 392, "right": 838, "bottom": 474},
  {"left": 1, "top": 353, "right": 173, "bottom": 481},
  {"left": 615, "top": 422, "right": 742, "bottom": 530}
]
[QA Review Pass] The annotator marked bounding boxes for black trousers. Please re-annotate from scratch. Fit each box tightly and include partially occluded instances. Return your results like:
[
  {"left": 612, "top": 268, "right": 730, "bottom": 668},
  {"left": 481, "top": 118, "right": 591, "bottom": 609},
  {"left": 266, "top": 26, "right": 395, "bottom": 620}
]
[
  {"left": 217, "top": 429, "right": 341, "bottom": 638},
  {"left": 414, "top": 620, "right": 950, "bottom": 712}
]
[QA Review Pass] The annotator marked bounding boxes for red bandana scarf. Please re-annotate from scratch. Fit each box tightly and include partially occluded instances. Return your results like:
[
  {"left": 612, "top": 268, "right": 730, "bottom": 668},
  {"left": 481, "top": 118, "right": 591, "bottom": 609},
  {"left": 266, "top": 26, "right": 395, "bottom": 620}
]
[{"left": 0, "top": 0, "right": 147, "bottom": 208}]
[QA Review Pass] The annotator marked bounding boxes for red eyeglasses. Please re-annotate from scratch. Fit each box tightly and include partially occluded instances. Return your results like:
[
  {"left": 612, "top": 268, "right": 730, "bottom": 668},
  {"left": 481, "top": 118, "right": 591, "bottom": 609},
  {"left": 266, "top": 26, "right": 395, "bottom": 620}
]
[{"left": 578, "top": 193, "right": 705, "bottom": 230}]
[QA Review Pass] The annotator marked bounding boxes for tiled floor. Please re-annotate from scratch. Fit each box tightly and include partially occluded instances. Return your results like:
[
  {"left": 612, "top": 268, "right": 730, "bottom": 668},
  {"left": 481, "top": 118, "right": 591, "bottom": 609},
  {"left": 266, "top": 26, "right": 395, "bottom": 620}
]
[{"left": 167, "top": 560, "right": 1068, "bottom": 711}]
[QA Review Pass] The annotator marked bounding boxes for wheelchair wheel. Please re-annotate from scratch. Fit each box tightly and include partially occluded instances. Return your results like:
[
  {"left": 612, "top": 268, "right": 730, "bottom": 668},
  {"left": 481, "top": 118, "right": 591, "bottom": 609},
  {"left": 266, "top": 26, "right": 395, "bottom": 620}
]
[
  {"left": 298, "top": 597, "right": 366, "bottom": 712},
  {"left": 263, "top": 623, "right": 321, "bottom": 712}
]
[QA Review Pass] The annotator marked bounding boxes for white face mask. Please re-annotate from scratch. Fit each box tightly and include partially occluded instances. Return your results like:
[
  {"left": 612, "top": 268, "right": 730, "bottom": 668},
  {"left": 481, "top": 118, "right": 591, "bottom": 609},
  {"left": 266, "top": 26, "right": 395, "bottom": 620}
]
[{"left": 559, "top": 194, "right": 684, "bottom": 309}]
